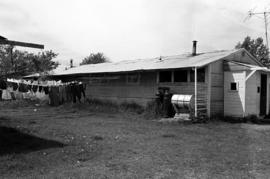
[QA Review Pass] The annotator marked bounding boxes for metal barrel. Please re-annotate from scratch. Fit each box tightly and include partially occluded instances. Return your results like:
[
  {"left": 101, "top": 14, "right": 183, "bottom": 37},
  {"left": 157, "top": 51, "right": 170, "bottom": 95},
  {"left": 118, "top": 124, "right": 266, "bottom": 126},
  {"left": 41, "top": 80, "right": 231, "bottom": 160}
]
[{"left": 171, "top": 94, "right": 194, "bottom": 110}]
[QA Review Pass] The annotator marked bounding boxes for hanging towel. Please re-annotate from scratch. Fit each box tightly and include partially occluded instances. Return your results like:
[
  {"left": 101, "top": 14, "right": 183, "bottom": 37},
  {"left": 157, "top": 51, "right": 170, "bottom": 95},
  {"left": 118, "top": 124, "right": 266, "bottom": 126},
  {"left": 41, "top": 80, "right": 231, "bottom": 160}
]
[{"left": 2, "top": 90, "right": 12, "bottom": 100}]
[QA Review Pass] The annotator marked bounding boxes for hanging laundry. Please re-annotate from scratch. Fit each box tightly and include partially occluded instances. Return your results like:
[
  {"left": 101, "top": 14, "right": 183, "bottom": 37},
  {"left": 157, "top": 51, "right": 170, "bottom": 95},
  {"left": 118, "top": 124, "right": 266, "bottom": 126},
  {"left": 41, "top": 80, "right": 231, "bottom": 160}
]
[
  {"left": 49, "top": 86, "right": 60, "bottom": 106},
  {"left": 12, "top": 82, "right": 19, "bottom": 91},
  {"left": 5, "top": 78, "right": 86, "bottom": 106},
  {"left": 19, "top": 83, "right": 28, "bottom": 93},
  {"left": 39, "top": 86, "right": 43, "bottom": 92},
  {"left": 27, "top": 84, "right": 32, "bottom": 91},
  {"left": 43, "top": 86, "right": 49, "bottom": 95},
  {"left": 32, "top": 85, "right": 38, "bottom": 93},
  {"left": 0, "top": 80, "right": 7, "bottom": 90},
  {"left": 2, "top": 90, "right": 12, "bottom": 100}
]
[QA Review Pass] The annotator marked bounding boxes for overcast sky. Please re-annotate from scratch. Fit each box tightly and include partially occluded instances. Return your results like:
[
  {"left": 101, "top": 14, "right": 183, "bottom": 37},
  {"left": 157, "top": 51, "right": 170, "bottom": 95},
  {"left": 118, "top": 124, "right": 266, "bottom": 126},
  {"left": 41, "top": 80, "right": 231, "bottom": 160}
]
[{"left": 1, "top": 0, "right": 270, "bottom": 66}]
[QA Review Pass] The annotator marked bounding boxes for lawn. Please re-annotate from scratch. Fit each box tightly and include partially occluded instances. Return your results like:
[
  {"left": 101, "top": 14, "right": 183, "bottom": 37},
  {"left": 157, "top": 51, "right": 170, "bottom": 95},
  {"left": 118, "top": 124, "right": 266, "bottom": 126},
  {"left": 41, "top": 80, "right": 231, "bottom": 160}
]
[{"left": 1, "top": 101, "right": 270, "bottom": 178}]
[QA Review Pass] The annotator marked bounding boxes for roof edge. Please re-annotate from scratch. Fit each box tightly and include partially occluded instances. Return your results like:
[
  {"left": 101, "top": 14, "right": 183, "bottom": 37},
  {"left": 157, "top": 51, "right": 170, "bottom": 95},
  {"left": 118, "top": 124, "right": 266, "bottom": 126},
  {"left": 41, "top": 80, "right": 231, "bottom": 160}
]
[{"left": 240, "top": 48, "right": 265, "bottom": 67}]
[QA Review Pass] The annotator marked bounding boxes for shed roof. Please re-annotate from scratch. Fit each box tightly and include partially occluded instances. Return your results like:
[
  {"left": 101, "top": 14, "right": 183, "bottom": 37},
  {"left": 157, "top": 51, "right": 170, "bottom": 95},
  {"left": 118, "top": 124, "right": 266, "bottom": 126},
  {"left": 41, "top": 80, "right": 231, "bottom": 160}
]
[{"left": 54, "top": 48, "right": 259, "bottom": 76}]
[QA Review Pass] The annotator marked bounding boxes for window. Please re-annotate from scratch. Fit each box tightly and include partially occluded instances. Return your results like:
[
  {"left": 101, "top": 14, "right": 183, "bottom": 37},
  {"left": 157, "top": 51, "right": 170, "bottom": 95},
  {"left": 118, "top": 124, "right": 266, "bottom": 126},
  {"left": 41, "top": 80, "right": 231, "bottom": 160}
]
[
  {"left": 230, "top": 82, "right": 238, "bottom": 91},
  {"left": 190, "top": 68, "right": 205, "bottom": 82},
  {"left": 257, "top": 86, "right": 260, "bottom": 93},
  {"left": 127, "top": 73, "right": 140, "bottom": 84},
  {"left": 174, "top": 70, "right": 188, "bottom": 82},
  {"left": 159, "top": 71, "right": 172, "bottom": 83}
]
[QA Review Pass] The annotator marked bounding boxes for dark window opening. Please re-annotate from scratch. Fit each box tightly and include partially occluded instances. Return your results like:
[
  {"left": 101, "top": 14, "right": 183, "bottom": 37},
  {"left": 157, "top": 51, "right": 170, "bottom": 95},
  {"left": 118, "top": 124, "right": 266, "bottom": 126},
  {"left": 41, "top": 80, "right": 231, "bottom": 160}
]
[
  {"left": 159, "top": 71, "right": 172, "bottom": 83},
  {"left": 230, "top": 82, "right": 237, "bottom": 91},
  {"left": 174, "top": 70, "right": 188, "bottom": 82},
  {"left": 257, "top": 86, "right": 260, "bottom": 93},
  {"left": 190, "top": 68, "right": 205, "bottom": 82}
]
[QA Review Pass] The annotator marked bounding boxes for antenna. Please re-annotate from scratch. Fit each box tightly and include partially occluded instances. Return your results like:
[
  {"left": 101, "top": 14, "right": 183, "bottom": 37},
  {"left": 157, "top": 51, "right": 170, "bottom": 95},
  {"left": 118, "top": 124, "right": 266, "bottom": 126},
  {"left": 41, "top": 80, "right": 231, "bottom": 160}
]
[{"left": 245, "top": 9, "right": 270, "bottom": 49}]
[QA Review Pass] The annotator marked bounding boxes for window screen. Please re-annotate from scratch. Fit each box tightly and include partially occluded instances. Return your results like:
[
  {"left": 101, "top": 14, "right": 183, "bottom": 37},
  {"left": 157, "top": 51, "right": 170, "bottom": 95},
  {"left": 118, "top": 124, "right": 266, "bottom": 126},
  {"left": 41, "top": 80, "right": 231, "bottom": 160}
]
[
  {"left": 159, "top": 71, "right": 172, "bottom": 82},
  {"left": 190, "top": 68, "right": 205, "bottom": 82},
  {"left": 174, "top": 70, "right": 188, "bottom": 82}
]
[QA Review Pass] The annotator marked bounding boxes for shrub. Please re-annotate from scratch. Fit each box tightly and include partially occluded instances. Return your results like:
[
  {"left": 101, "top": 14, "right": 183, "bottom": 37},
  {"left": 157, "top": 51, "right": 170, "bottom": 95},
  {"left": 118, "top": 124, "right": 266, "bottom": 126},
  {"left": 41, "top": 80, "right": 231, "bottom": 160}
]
[
  {"left": 143, "top": 100, "right": 162, "bottom": 120},
  {"left": 222, "top": 116, "right": 246, "bottom": 123},
  {"left": 85, "top": 98, "right": 119, "bottom": 113},
  {"left": 119, "top": 102, "right": 144, "bottom": 114}
]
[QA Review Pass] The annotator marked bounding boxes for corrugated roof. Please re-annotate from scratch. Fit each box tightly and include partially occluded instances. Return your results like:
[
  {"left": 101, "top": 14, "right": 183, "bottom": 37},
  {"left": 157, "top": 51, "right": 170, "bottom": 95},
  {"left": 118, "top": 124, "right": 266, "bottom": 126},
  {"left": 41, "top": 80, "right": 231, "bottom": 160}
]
[
  {"left": 23, "top": 65, "right": 69, "bottom": 79},
  {"left": 54, "top": 49, "right": 244, "bottom": 76}
]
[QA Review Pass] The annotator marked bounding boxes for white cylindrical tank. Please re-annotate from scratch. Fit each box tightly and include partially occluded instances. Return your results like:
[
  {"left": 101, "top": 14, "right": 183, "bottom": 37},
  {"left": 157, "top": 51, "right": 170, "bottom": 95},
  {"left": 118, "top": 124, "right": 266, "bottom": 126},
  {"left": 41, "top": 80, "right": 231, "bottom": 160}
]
[{"left": 171, "top": 94, "right": 194, "bottom": 110}]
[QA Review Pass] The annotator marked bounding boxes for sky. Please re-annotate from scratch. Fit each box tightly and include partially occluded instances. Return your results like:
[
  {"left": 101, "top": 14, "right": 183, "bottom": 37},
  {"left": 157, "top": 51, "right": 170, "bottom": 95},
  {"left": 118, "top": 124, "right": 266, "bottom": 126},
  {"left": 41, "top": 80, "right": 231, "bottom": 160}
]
[{"left": 1, "top": 0, "right": 270, "bottom": 66}]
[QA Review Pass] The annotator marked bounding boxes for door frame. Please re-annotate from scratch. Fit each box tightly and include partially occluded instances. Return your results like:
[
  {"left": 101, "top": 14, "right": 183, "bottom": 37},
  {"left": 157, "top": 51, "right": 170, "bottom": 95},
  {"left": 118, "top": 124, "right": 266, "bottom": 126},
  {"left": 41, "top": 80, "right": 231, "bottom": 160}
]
[{"left": 260, "top": 73, "right": 267, "bottom": 116}]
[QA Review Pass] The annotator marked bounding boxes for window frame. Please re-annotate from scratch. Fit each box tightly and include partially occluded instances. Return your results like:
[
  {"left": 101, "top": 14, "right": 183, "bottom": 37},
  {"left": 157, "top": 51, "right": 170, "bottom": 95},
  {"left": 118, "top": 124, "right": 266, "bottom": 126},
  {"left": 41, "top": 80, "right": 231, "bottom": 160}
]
[
  {"left": 126, "top": 72, "right": 140, "bottom": 85},
  {"left": 230, "top": 82, "right": 238, "bottom": 91},
  {"left": 190, "top": 68, "right": 206, "bottom": 83}
]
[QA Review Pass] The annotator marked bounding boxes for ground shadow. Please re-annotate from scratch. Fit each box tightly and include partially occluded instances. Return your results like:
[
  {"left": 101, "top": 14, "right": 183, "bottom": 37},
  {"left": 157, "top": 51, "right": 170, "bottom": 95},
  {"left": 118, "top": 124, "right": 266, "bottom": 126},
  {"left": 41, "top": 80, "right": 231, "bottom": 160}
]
[{"left": 0, "top": 126, "right": 65, "bottom": 155}]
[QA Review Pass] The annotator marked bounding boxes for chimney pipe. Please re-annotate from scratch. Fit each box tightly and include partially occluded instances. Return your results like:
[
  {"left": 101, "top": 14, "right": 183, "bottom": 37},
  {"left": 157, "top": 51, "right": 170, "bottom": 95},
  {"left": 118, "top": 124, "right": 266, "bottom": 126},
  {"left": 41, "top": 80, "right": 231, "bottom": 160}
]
[
  {"left": 70, "top": 59, "right": 73, "bottom": 68},
  {"left": 192, "top": 40, "right": 197, "bottom": 56}
]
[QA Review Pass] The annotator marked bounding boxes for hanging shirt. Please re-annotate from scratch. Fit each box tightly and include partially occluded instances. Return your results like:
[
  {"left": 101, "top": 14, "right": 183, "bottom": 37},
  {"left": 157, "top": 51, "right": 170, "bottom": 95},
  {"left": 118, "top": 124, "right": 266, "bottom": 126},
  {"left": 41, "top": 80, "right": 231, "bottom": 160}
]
[
  {"left": 0, "top": 80, "right": 7, "bottom": 90},
  {"left": 18, "top": 83, "right": 28, "bottom": 93},
  {"left": 38, "top": 86, "right": 43, "bottom": 92},
  {"left": 44, "top": 86, "right": 49, "bottom": 95},
  {"left": 2, "top": 90, "right": 12, "bottom": 100},
  {"left": 12, "top": 82, "right": 19, "bottom": 91},
  {"left": 32, "top": 85, "right": 38, "bottom": 93}
]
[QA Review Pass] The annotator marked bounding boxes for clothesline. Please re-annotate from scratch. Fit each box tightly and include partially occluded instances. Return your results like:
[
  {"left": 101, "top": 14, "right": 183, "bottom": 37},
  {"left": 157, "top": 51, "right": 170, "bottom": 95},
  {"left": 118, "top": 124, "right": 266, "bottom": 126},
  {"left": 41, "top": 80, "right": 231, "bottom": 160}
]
[
  {"left": 0, "top": 78, "right": 86, "bottom": 105},
  {"left": 7, "top": 78, "right": 82, "bottom": 87}
]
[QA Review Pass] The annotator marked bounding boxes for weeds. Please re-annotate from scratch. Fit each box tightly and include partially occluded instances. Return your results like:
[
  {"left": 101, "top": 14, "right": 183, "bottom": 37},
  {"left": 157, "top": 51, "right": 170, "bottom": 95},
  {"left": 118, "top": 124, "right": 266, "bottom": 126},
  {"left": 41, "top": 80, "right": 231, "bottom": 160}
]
[{"left": 143, "top": 100, "right": 162, "bottom": 120}]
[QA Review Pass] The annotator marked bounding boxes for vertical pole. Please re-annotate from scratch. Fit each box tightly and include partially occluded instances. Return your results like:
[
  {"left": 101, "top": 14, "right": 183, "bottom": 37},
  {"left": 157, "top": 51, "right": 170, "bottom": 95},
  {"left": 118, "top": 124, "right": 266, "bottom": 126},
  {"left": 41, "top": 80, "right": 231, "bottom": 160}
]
[
  {"left": 195, "top": 67, "right": 197, "bottom": 118},
  {"left": 10, "top": 46, "right": 14, "bottom": 75},
  {"left": 264, "top": 12, "right": 269, "bottom": 49}
]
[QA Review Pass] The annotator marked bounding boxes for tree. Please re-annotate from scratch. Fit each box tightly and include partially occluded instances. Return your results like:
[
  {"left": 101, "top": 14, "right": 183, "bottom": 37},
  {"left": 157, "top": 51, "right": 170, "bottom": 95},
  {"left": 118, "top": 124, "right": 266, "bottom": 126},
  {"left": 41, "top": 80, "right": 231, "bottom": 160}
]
[
  {"left": 80, "top": 52, "right": 109, "bottom": 65},
  {"left": 0, "top": 45, "right": 59, "bottom": 78},
  {"left": 235, "top": 36, "right": 269, "bottom": 66}
]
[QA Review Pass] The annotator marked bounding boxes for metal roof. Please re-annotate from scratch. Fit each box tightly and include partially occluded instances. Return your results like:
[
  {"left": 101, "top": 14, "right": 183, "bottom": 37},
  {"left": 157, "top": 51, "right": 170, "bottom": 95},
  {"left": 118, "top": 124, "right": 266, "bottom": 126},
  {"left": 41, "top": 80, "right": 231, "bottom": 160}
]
[{"left": 54, "top": 49, "right": 251, "bottom": 76}]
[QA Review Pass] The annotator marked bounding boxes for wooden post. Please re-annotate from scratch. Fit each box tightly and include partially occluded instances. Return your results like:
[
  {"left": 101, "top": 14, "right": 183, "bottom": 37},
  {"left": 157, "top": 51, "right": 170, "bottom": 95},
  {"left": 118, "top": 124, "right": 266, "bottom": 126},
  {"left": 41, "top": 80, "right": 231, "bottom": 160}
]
[
  {"left": 10, "top": 46, "right": 14, "bottom": 67},
  {"left": 194, "top": 67, "right": 197, "bottom": 118},
  {"left": 207, "top": 64, "right": 212, "bottom": 118},
  {"left": 0, "top": 39, "right": 44, "bottom": 49}
]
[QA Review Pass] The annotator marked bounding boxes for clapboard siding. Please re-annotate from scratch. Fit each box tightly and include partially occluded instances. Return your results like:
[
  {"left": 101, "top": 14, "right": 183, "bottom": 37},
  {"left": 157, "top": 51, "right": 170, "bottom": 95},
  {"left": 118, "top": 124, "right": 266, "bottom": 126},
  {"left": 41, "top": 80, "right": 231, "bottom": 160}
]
[
  {"left": 209, "top": 50, "right": 262, "bottom": 117},
  {"left": 224, "top": 71, "right": 246, "bottom": 117},
  {"left": 85, "top": 71, "right": 208, "bottom": 107},
  {"left": 210, "top": 60, "right": 224, "bottom": 116},
  {"left": 245, "top": 72, "right": 260, "bottom": 116},
  {"left": 211, "top": 73, "right": 223, "bottom": 87}
]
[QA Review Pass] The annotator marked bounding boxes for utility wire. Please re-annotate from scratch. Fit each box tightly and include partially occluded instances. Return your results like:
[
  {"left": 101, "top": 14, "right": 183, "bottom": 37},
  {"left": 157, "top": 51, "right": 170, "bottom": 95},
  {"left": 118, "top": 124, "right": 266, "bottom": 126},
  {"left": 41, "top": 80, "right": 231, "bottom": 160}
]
[{"left": 245, "top": 10, "right": 270, "bottom": 49}]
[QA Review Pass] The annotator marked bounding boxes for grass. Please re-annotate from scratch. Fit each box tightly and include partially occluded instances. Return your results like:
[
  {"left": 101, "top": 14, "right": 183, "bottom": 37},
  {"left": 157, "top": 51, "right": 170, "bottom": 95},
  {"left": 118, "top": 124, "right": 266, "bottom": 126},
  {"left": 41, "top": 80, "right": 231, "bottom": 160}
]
[{"left": 1, "top": 101, "right": 270, "bottom": 178}]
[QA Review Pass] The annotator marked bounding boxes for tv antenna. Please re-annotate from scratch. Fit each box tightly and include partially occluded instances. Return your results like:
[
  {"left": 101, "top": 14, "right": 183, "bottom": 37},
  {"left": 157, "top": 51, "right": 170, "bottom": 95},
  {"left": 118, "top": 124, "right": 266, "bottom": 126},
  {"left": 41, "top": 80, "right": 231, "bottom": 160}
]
[{"left": 245, "top": 9, "right": 270, "bottom": 49}]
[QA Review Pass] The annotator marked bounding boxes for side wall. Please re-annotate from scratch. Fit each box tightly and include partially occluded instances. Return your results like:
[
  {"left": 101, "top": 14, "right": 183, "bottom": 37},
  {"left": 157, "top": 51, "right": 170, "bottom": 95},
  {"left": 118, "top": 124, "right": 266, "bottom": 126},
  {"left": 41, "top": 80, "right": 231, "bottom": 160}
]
[
  {"left": 84, "top": 70, "right": 208, "bottom": 108},
  {"left": 209, "top": 49, "right": 262, "bottom": 117},
  {"left": 245, "top": 71, "right": 270, "bottom": 116},
  {"left": 245, "top": 71, "right": 260, "bottom": 116},
  {"left": 224, "top": 71, "right": 246, "bottom": 117},
  {"left": 209, "top": 60, "right": 224, "bottom": 117}
]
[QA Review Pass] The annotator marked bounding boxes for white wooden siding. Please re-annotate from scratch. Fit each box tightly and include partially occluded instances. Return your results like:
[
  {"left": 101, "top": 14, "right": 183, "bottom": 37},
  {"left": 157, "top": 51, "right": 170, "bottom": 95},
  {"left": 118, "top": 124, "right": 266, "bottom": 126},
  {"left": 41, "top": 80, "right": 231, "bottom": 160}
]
[
  {"left": 224, "top": 71, "right": 246, "bottom": 117},
  {"left": 210, "top": 60, "right": 224, "bottom": 116},
  {"left": 245, "top": 71, "right": 260, "bottom": 116},
  {"left": 210, "top": 50, "right": 262, "bottom": 117}
]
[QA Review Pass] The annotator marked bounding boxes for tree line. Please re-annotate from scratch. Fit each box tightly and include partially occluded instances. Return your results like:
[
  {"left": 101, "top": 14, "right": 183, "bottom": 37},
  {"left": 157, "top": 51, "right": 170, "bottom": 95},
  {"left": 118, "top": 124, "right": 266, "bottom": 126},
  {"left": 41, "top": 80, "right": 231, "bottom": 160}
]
[{"left": 0, "top": 45, "right": 59, "bottom": 78}]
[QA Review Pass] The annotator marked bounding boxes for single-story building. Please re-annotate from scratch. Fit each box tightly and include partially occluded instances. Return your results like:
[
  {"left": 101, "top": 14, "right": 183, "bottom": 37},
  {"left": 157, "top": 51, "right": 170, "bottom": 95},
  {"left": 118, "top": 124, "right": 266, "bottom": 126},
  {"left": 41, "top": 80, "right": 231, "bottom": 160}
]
[{"left": 53, "top": 42, "right": 270, "bottom": 118}]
